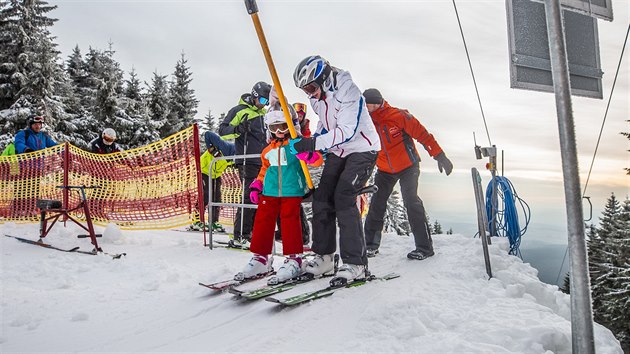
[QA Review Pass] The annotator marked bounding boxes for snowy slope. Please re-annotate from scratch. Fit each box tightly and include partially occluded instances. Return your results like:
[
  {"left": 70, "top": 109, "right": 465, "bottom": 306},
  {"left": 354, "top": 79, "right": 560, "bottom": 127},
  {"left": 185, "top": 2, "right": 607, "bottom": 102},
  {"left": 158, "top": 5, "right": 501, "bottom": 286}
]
[{"left": 0, "top": 222, "right": 622, "bottom": 353}]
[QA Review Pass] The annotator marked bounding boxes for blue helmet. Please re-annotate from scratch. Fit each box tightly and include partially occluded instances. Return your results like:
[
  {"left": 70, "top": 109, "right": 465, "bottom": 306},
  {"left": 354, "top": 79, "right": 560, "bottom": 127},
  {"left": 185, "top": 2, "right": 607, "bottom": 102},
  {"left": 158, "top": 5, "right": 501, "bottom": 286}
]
[{"left": 293, "top": 55, "right": 331, "bottom": 90}]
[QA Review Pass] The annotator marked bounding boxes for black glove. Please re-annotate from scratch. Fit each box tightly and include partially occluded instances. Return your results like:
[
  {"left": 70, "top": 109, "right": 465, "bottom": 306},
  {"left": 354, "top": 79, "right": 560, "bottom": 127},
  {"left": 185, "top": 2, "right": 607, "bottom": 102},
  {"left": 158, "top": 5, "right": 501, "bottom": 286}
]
[
  {"left": 435, "top": 152, "right": 453, "bottom": 176},
  {"left": 288, "top": 137, "right": 316, "bottom": 154},
  {"left": 235, "top": 117, "right": 250, "bottom": 135},
  {"left": 24, "top": 148, "right": 33, "bottom": 153}
]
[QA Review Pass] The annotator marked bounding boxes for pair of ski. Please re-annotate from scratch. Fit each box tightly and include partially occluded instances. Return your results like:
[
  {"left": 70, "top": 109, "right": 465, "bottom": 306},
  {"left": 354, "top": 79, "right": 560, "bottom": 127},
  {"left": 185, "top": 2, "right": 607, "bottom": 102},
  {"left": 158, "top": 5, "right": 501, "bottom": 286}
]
[
  {"left": 199, "top": 264, "right": 400, "bottom": 306},
  {"left": 4, "top": 235, "right": 126, "bottom": 259}
]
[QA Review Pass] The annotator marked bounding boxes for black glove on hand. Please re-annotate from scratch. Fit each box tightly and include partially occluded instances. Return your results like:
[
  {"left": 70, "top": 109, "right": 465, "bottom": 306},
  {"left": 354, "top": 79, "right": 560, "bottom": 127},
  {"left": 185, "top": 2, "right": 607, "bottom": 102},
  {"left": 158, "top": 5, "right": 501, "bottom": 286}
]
[
  {"left": 24, "top": 148, "right": 33, "bottom": 153},
  {"left": 289, "top": 137, "right": 316, "bottom": 154},
  {"left": 435, "top": 152, "right": 453, "bottom": 176},
  {"left": 235, "top": 117, "right": 250, "bottom": 135}
]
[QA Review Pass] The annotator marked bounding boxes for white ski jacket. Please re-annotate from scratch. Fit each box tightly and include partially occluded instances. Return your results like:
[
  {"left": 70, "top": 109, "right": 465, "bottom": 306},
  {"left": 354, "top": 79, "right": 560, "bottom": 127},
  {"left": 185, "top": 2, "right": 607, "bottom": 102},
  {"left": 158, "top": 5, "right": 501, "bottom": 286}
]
[{"left": 310, "top": 69, "right": 381, "bottom": 157}]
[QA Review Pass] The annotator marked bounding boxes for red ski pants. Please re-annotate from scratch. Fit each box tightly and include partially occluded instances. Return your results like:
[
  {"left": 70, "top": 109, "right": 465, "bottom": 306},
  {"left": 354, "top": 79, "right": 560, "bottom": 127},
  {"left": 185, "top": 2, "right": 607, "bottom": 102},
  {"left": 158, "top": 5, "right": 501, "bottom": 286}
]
[{"left": 250, "top": 195, "right": 304, "bottom": 256}]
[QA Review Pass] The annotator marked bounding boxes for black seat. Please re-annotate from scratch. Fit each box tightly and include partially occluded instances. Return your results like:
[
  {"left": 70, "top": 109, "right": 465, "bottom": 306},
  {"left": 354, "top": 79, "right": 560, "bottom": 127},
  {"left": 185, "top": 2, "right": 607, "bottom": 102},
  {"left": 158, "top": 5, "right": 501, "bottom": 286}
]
[{"left": 36, "top": 199, "right": 63, "bottom": 210}]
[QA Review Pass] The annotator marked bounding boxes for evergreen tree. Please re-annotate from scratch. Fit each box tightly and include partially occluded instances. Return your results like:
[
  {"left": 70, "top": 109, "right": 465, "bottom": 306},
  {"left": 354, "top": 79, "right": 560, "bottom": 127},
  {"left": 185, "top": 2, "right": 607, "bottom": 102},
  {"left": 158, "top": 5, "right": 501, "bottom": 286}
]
[
  {"left": 561, "top": 273, "right": 570, "bottom": 294},
  {"left": 589, "top": 193, "right": 630, "bottom": 350},
  {"left": 0, "top": 0, "right": 65, "bottom": 142},
  {"left": 147, "top": 71, "right": 169, "bottom": 136},
  {"left": 0, "top": 1, "right": 12, "bottom": 110},
  {"left": 433, "top": 220, "right": 442, "bottom": 234},
  {"left": 603, "top": 197, "right": 630, "bottom": 349},
  {"left": 200, "top": 108, "right": 218, "bottom": 132},
  {"left": 163, "top": 52, "right": 198, "bottom": 137},
  {"left": 446, "top": 228, "right": 453, "bottom": 235},
  {"left": 123, "top": 67, "right": 156, "bottom": 148},
  {"left": 91, "top": 43, "right": 135, "bottom": 147},
  {"left": 622, "top": 120, "right": 629, "bottom": 175},
  {"left": 384, "top": 190, "right": 411, "bottom": 235}
]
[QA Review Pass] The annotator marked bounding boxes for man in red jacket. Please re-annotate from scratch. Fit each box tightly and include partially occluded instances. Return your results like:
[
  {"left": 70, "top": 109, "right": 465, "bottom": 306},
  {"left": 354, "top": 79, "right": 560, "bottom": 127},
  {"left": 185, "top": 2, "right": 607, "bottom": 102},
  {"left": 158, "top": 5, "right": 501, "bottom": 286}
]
[{"left": 362, "top": 88, "right": 453, "bottom": 260}]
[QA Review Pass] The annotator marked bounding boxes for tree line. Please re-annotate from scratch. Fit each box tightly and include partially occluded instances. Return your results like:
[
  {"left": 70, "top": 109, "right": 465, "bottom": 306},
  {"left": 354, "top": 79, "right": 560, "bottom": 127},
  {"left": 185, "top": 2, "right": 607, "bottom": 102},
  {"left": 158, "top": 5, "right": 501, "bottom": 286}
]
[{"left": 0, "top": 0, "right": 219, "bottom": 151}]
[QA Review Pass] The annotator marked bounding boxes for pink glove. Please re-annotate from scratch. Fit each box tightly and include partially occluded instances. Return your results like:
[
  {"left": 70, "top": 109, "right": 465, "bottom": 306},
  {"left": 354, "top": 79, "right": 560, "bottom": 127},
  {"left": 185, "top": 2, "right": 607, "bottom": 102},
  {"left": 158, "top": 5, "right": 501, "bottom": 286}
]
[
  {"left": 249, "top": 179, "right": 263, "bottom": 204},
  {"left": 296, "top": 151, "right": 320, "bottom": 164}
]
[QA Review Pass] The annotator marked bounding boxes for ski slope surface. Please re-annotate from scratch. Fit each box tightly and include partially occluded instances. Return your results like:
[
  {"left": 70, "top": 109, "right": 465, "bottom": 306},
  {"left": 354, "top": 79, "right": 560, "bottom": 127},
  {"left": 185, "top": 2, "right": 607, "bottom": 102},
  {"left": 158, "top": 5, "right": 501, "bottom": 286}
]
[{"left": 0, "top": 222, "right": 622, "bottom": 353}]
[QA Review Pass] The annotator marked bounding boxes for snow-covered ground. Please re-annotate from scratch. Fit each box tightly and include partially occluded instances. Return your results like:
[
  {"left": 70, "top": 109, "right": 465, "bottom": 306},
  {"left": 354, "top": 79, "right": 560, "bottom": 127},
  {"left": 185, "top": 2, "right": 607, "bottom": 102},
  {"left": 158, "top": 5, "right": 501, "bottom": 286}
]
[{"left": 0, "top": 222, "right": 622, "bottom": 353}]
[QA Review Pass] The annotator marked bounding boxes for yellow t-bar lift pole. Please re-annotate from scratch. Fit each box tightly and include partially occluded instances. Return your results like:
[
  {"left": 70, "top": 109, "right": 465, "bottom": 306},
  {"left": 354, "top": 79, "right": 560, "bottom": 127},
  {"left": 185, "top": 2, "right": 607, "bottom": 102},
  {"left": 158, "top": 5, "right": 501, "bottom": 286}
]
[{"left": 244, "top": 0, "right": 314, "bottom": 189}]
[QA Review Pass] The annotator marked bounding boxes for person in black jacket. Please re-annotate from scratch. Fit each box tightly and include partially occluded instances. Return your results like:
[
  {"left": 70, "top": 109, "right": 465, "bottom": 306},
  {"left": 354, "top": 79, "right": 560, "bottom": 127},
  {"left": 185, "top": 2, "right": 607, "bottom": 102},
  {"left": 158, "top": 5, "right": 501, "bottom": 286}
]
[
  {"left": 218, "top": 81, "right": 271, "bottom": 244},
  {"left": 90, "top": 128, "right": 123, "bottom": 154}
]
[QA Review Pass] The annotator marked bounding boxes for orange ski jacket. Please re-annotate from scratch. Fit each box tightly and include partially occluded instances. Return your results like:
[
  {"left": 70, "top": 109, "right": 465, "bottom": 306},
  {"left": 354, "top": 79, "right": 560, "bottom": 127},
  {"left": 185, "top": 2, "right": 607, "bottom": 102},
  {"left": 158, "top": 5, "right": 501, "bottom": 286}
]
[{"left": 370, "top": 101, "right": 443, "bottom": 174}]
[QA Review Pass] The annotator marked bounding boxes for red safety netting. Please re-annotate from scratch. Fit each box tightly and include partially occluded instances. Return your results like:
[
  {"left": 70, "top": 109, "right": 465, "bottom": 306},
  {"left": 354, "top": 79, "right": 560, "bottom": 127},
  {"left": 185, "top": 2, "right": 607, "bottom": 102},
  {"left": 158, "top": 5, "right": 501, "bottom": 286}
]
[{"left": 0, "top": 126, "right": 203, "bottom": 230}]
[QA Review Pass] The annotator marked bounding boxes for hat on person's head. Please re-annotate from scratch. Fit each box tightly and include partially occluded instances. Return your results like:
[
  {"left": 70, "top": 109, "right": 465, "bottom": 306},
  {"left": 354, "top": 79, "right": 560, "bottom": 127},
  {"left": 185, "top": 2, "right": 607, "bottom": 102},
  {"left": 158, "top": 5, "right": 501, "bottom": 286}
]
[
  {"left": 28, "top": 114, "right": 45, "bottom": 126},
  {"left": 363, "top": 88, "right": 383, "bottom": 105},
  {"left": 252, "top": 81, "right": 271, "bottom": 100}
]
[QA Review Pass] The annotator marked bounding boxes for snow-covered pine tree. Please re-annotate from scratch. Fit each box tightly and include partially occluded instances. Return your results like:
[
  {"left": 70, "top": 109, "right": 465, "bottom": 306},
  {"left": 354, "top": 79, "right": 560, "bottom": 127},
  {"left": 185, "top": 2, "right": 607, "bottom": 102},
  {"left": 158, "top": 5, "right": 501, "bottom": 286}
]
[
  {"left": 90, "top": 42, "right": 135, "bottom": 148},
  {"left": 384, "top": 190, "right": 411, "bottom": 235},
  {"left": 200, "top": 108, "right": 218, "bottom": 132},
  {"left": 0, "top": 1, "right": 13, "bottom": 111},
  {"left": 622, "top": 120, "right": 629, "bottom": 175},
  {"left": 0, "top": 0, "right": 66, "bottom": 142},
  {"left": 146, "top": 71, "right": 169, "bottom": 136},
  {"left": 433, "top": 220, "right": 442, "bottom": 234},
  {"left": 124, "top": 67, "right": 156, "bottom": 148},
  {"left": 601, "top": 197, "right": 630, "bottom": 350},
  {"left": 55, "top": 45, "right": 92, "bottom": 148},
  {"left": 163, "top": 52, "right": 198, "bottom": 138},
  {"left": 561, "top": 273, "right": 570, "bottom": 294},
  {"left": 588, "top": 193, "right": 629, "bottom": 347}
]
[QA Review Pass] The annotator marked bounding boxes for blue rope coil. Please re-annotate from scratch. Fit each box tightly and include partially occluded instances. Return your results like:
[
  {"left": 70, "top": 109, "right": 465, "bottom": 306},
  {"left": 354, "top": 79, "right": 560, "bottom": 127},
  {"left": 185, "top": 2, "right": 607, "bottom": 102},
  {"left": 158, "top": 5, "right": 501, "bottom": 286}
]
[{"left": 486, "top": 176, "right": 530, "bottom": 257}]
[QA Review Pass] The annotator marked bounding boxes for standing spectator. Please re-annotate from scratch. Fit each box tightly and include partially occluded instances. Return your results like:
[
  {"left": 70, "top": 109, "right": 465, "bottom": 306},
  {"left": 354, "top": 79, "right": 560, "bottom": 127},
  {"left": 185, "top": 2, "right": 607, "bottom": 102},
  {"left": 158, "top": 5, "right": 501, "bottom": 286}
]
[
  {"left": 12, "top": 114, "right": 58, "bottom": 217},
  {"left": 289, "top": 55, "right": 380, "bottom": 284},
  {"left": 218, "top": 81, "right": 271, "bottom": 245},
  {"left": 293, "top": 102, "right": 312, "bottom": 138},
  {"left": 14, "top": 115, "right": 57, "bottom": 153},
  {"left": 361, "top": 88, "right": 453, "bottom": 260},
  {"left": 90, "top": 128, "right": 123, "bottom": 154}
]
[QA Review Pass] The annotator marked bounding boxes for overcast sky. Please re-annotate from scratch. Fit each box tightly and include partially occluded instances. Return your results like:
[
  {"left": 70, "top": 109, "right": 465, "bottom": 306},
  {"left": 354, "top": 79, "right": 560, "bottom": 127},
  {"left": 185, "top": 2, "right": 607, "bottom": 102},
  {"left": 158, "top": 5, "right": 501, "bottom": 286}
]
[{"left": 48, "top": 0, "right": 628, "bottom": 238}]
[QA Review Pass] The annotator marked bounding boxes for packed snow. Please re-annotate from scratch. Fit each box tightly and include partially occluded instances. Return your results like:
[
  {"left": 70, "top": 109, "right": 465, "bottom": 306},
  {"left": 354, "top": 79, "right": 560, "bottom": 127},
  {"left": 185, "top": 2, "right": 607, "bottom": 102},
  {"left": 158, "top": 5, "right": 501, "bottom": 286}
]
[{"left": 0, "top": 222, "right": 623, "bottom": 353}]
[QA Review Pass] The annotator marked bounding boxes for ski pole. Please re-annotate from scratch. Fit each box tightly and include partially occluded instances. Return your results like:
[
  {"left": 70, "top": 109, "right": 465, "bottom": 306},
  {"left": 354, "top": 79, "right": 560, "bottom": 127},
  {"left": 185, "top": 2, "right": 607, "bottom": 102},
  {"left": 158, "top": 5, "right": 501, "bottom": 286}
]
[{"left": 244, "top": 0, "right": 313, "bottom": 190}]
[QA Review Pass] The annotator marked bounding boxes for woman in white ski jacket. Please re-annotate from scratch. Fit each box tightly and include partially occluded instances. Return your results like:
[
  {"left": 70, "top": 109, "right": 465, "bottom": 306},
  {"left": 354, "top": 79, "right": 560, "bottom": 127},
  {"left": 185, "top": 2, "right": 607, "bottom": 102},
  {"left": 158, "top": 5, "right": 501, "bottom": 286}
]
[{"left": 289, "top": 55, "right": 380, "bottom": 284}]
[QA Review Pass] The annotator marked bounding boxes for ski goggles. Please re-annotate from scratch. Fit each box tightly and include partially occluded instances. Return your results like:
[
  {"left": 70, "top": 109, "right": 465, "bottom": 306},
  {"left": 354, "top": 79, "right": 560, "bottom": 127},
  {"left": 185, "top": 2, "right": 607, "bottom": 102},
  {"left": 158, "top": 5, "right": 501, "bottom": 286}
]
[
  {"left": 293, "top": 103, "right": 307, "bottom": 114},
  {"left": 103, "top": 135, "right": 116, "bottom": 144},
  {"left": 30, "top": 116, "right": 45, "bottom": 125},
  {"left": 258, "top": 96, "right": 269, "bottom": 105},
  {"left": 301, "top": 81, "right": 320, "bottom": 95},
  {"left": 268, "top": 122, "right": 289, "bottom": 134}
]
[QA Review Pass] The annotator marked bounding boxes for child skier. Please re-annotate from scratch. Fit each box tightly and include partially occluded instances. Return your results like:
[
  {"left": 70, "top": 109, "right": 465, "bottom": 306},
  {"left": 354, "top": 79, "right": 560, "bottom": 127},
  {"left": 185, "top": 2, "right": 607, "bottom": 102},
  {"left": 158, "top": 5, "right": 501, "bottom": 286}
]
[{"left": 235, "top": 96, "right": 322, "bottom": 285}]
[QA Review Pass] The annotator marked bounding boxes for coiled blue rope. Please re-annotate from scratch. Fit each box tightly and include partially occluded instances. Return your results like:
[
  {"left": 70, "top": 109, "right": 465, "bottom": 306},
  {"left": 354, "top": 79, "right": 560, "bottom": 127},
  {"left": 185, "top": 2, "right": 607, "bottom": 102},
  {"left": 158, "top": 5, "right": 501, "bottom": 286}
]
[{"left": 486, "top": 176, "right": 530, "bottom": 257}]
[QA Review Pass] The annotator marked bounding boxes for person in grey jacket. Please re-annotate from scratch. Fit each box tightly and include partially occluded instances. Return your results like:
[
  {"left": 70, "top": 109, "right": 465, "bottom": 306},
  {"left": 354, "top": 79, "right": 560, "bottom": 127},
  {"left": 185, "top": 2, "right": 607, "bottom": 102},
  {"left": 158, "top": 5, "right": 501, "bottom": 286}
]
[{"left": 289, "top": 55, "right": 381, "bottom": 283}]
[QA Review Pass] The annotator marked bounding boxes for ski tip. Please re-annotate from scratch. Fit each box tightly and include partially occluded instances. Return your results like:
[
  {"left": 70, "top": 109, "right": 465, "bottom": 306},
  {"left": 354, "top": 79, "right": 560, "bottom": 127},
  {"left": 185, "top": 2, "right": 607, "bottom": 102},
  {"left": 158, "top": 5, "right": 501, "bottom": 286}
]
[
  {"left": 265, "top": 297, "right": 283, "bottom": 304},
  {"left": 228, "top": 288, "right": 243, "bottom": 296}
]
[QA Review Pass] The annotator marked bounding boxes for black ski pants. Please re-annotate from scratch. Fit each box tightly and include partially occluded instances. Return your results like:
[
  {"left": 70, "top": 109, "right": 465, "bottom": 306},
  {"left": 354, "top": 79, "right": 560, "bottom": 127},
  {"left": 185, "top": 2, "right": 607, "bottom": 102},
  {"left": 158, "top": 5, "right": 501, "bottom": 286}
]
[
  {"left": 234, "top": 164, "right": 261, "bottom": 240},
  {"left": 311, "top": 151, "right": 377, "bottom": 265},
  {"left": 364, "top": 162, "right": 433, "bottom": 254}
]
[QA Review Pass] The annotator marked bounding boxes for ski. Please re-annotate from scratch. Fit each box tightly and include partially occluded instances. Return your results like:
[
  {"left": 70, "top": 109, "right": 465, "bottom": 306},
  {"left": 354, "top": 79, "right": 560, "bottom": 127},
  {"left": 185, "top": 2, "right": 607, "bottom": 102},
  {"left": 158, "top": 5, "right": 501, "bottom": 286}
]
[
  {"left": 4, "top": 234, "right": 126, "bottom": 259},
  {"left": 5, "top": 234, "right": 80, "bottom": 252},
  {"left": 229, "top": 273, "right": 329, "bottom": 300},
  {"left": 265, "top": 272, "right": 400, "bottom": 306},
  {"left": 213, "top": 240, "right": 250, "bottom": 251},
  {"left": 199, "top": 271, "right": 274, "bottom": 291},
  {"left": 230, "top": 254, "right": 339, "bottom": 300}
]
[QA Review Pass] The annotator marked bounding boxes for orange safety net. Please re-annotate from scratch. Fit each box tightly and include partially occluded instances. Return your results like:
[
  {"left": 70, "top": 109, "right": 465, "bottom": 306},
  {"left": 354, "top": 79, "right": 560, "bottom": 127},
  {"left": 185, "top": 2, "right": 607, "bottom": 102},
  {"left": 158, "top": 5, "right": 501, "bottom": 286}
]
[{"left": 0, "top": 126, "right": 203, "bottom": 230}]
